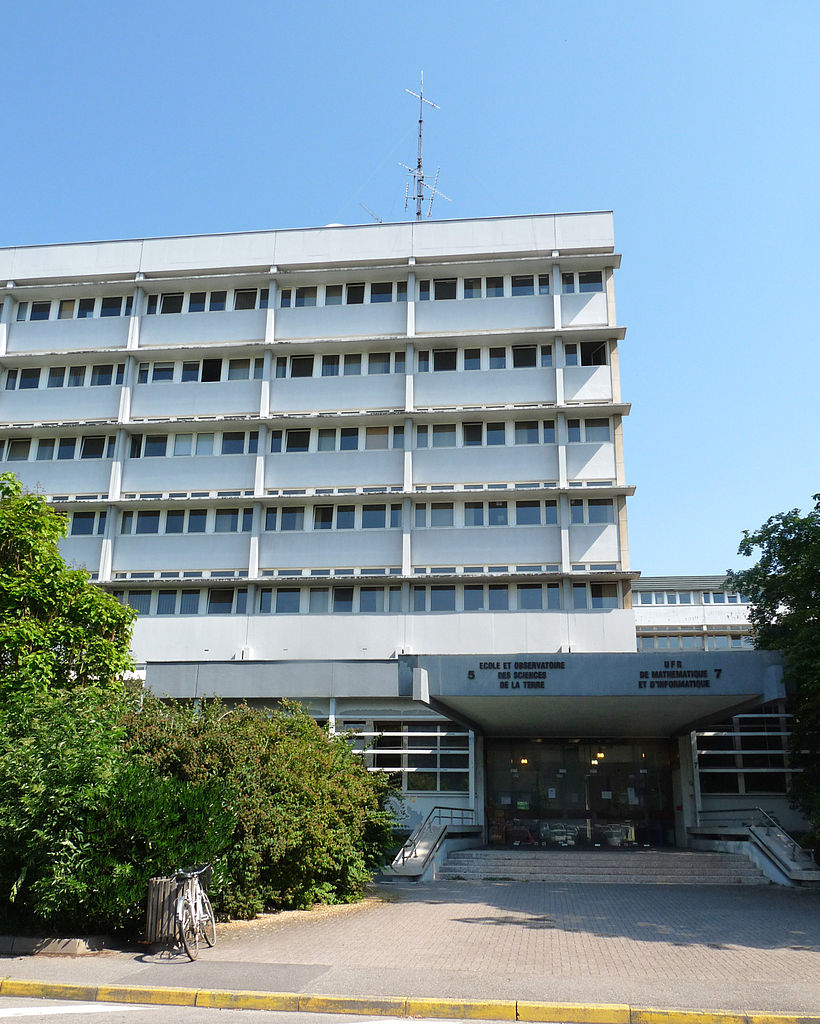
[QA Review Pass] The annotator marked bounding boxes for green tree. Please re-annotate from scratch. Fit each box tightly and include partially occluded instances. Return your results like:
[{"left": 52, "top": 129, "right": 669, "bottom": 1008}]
[
  {"left": 726, "top": 493, "right": 820, "bottom": 841},
  {"left": 0, "top": 472, "right": 135, "bottom": 697}
]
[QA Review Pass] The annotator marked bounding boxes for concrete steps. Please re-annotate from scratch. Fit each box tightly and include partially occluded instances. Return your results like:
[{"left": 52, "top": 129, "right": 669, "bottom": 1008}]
[{"left": 438, "top": 849, "right": 769, "bottom": 885}]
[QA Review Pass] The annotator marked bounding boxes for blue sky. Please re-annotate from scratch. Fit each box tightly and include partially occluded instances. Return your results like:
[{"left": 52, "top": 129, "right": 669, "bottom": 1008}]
[{"left": 4, "top": 1, "right": 818, "bottom": 575}]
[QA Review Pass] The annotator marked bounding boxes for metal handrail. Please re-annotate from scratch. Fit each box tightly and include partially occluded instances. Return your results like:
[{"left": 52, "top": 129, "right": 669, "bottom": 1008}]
[
  {"left": 397, "top": 805, "right": 477, "bottom": 865},
  {"left": 699, "top": 806, "right": 815, "bottom": 864}
]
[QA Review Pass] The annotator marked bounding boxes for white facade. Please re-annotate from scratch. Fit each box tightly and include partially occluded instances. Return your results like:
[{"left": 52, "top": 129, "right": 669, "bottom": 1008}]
[{"left": 0, "top": 212, "right": 634, "bottom": 664}]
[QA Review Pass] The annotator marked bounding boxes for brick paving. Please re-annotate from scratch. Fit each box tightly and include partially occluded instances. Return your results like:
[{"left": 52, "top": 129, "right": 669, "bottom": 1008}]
[{"left": 2, "top": 880, "right": 820, "bottom": 1013}]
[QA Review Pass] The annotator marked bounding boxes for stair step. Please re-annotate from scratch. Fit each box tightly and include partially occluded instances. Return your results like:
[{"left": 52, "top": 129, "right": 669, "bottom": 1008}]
[{"left": 438, "top": 850, "right": 768, "bottom": 885}]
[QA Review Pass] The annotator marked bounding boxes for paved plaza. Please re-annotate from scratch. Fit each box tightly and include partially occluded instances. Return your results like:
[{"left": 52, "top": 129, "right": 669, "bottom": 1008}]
[{"left": 2, "top": 881, "right": 819, "bottom": 1015}]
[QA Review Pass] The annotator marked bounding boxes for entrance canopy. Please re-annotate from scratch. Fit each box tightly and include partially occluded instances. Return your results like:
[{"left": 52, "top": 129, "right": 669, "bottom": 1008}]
[{"left": 414, "top": 651, "right": 784, "bottom": 738}]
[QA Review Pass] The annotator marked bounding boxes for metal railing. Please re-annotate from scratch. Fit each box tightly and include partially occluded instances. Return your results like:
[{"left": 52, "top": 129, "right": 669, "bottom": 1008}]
[
  {"left": 396, "top": 805, "right": 477, "bottom": 866},
  {"left": 699, "top": 806, "right": 816, "bottom": 867}
]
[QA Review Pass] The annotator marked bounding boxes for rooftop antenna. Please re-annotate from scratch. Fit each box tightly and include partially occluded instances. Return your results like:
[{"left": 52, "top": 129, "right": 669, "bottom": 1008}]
[
  {"left": 359, "top": 202, "right": 383, "bottom": 224},
  {"left": 400, "top": 72, "right": 451, "bottom": 220}
]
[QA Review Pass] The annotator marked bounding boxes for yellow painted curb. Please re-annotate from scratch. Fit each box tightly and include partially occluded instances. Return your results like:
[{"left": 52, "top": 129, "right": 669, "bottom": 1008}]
[
  {"left": 0, "top": 980, "right": 98, "bottom": 1002},
  {"left": 746, "top": 1018, "right": 820, "bottom": 1024},
  {"left": 196, "top": 989, "right": 299, "bottom": 1011},
  {"left": 300, "top": 994, "right": 408, "bottom": 1016},
  {"left": 519, "top": 1001, "right": 630, "bottom": 1023},
  {"left": 97, "top": 984, "right": 197, "bottom": 1006},
  {"left": 632, "top": 1011, "right": 747, "bottom": 1024},
  {"left": 406, "top": 997, "right": 517, "bottom": 1020}
]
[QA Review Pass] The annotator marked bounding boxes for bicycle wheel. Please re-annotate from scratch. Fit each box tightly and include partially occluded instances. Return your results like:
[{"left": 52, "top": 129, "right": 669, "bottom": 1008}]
[
  {"left": 200, "top": 892, "right": 216, "bottom": 947},
  {"left": 178, "top": 901, "right": 199, "bottom": 960}
]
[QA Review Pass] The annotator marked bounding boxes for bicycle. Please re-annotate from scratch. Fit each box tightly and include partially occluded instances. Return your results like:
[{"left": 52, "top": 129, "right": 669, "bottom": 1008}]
[{"left": 174, "top": 863, "right": 216, "bottom": 960}]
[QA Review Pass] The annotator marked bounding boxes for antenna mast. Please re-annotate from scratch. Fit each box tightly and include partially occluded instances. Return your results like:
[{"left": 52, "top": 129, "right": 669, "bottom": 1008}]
[{"left": 401, "top": 72, "right": 450, "bottom": 220}]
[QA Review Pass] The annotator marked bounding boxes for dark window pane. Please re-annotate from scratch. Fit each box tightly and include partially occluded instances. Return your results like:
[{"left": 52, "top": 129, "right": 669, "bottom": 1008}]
[
  {"left": 370, "top": 282, "right": 392, "bottom": 303},
  {"left": 511, "top": 275, "right": 534, "bottom": 296},
  {"left": 486, "top": 422, "right": 506, "bottom": 446},
  {"left": 180, "top": 590, "right": 200, "bottom": 614},
  {"left": 188, "top": 292, "right": 206, "bottom": 313},
  {"left": 157, "top": 590, "right": 177, "bottom": 615},
  {"left": 339, "top": 428, "right": 358, "bottom": 451},
  {"left": 433, "top": 349, "right": 456, "bottom": 372},
  {"left": 208, "top": 589, "right": 234, "bottom": 614},
  {"left": 286, "top": 430, "right": 310, "bottom": 453},
  {"left": 80, "top": 436, "right": 105, "bottom": 459},
  {"left": 489, "top": 347, "right": 506, "bottom": 369},
  {"left": 188, "top": 509, "right": 207, "bottom": 533},
  {"left": 135, "top": 511, "right": 160, "bottom": 534},
  {"left": 70, "top": 512, "right": 95, "bottom": 536},
  {"left": 160, "top": 293, "right": 183, "bottom": 314},
  {"left": 512, "top": 346, "right": 536, "bottom": 368},
  {"left": 166, "top": 510, "right": 185, "bottom": 534},
  {"left": 368, "top": 352, "right": 390, "bottom": 374},
  {"left": 515, "top": 501, "right": 540, "bottom": 525},
  {"left": 234, "top": 289, "right": 258, "bottom": 310},
  {"left": 209, "top": 290, "right": 227, "bottom": 311},
  {"left": 333, "top": 587, "right": 354, "bottom": 612},
  {"left": 486, "top": 276, "right": 503, "bottom": 297},
  {"left": 221, "top": 432, "right": 245, "bottom": 455},
  {"left": 346, "top": 283, "right": 365, "bottom": 304},
  {"left": 100, "top": 296, "right": 123, "bottom": 317},
  {"left": 434, "top": 278, "right": 456, "bottom": 300},
  {"left": 488, "top": 585, "right": 508, "bottom": 610},
  {"left": 275, "top": 589, "right": 300, "bottom": 613}
]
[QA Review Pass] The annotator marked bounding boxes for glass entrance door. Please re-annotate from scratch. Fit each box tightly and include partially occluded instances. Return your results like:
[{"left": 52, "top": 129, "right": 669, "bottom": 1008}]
[{"left": 485, "top": 739, "right": 675, "bottom": 848}]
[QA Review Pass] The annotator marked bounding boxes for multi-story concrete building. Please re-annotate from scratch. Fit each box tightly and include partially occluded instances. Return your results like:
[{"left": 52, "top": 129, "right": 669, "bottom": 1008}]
[{"left": 0, "top": 213, "right": 796, "bottom": 850}]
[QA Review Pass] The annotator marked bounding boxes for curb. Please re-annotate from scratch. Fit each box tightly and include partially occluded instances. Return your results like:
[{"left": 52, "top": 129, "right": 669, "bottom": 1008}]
[
  {"left": 2, "top": 979, "right": 820, "bottom": 1024},
  {"left": 0, "top": 936, "right": 109, "bottom": 956}
]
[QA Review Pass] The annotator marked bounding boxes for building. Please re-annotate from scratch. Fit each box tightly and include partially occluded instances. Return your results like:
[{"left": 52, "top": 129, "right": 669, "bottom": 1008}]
[{"left": 0, "top": 213, "right": 797, "bottom": 849}]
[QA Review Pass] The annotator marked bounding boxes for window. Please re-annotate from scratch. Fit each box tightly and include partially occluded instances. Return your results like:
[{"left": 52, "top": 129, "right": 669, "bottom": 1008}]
[
  {"left": 275, "top": 589, "right": 301, "bottom": 613},
  {"left": 430, "top": 586, "right": 456, "bottom": 611},
  {"left": 188, "top": 509, "right": 207, "bottom": 533},
  {"left": 464, "top": 585, "right": 484, "bottom": 610},
  {"left": 314, "top": 506, "right": 333, "bottom": 530},
  {"left": 165, "top": 510, "right": 185, "bottom": 534},
  {"left": 208, "top": 589, "right": 235, "bottom": 615},
  {"left": 215, "top": 508, "right": 239, "bottom": 533},
  {"left": 432, "top": 424, "right": 456, "bottom": 448},
  {"left": 340, "top": 428, "right": 358, "bottom": 451},
  {"left": 543, "top": 420, "right": 556, "bottom": 443},
  {"left": 511, "top": 275, "right": 534, "bottom": 296},
  {"left": 434, "top": 278, "right": 456, "bottom": 300},
  {"left": 18, "top": 368, "right": 40, "bottom": 389},
  {"left": 464, "top": 348, "right": 481, "bottom": 370},
  {"left": 540, "top": 345, "right": 553, "bottom": 367},
  {"left": 538, "top": 274, "right": 551, "bottom": 295},
  {"left": 562, "top": 273, "right": 575, "bottom": 294},
  {"left": 100, "top": 296, "right": 123, "bottom": 317},
  {"left": 135, "top": 511, "right": 160, "bottom": 535},
  {"left": 36, "top": 439, "right": 55, "bottom": 460},
  {"left": 70, "top": 512, "right": 96, "bottom": 536},
  {"left": 365, "top": 427, "right": 388, "bottom": 450},
  {"left": 160, "top": 293, "right": 183, "bottom": 314},
  {"left": 127, "top": 591, "right": 151, "bottom": 614},
  {"left": 489, "top": 347, "right": 506, "bottom": 369},
  {"left": 579, "top": 271, "right": 604, "bottom": 292},
  {"left": 144, "top": 435, "right": 167, "bottom": 457},
  {"left": 221, "top": 432, "right": 246, "bottom": 455},
  {"left": 517, "top": 584, "right": 542, "bottom": 610},
  {"left": 512, "top": 346, "right": 536, "bottom": 368},
  {"left": 180, "top": 590, "right": 200, "bottom": 614},
  {"left": 488, "top": 501, "right": 508, "bottom": 526},
  {"left": 591, "top": 583, "right": 618, "bottom": 609},
  {"left": 286, "top": 429, "right": 310, "bottom": 453},
  {"left": 343, "top": 353, "right": 361, "bottom": 375},
  {"left": 279, "top": 289, "right": 292, "bottom": 308},
  {"left": 57, "top": 438, "right": 76, "bottom": 460},
  {"left": 486, "top": 276, "right": 503, "bottom": 297},
  {"left": 418, "top": 280, "right": 430, "bottom": 301},
  {"left": 322, "top": 354, "right": 339, "bottom": 376},
  {"left": 290, "top": 355, "right": 314, "bottom": 378},
  {"left": 280, "top": 507, "right": 304, "bottom": 531},
  {"left": 362, "top": 504, "right": 386, "bottom": 529},
  {"left": 30, "top": 301, "right": 51, "bottom": 321},
  {"left": 317, "top": 429, "right": 335, "bottom": 452},
  {"left": 514, "top": 420, "right": 538, "bottom": 444},
  {"left": 80, "top": 436, "right": 106, "bottom": 459},
  {"left": 195, "top": 433, "right": 214, "bottom": 455},
  {"left": 588, "top": 499, "right": 615, "bottom": 524},
  {"left": 463, "top": 422, "right": 482, "bottom": 446},
  {"left": 209, "top": 291, "right": 227, "bottom": 311},
  {"left": 360, "top": 587, "right": 384, "bottom": 612},
  {"left": 488, "top": 584, "right": 508, "bottom": 610},
  {"left": 346, "top": 283, "right": 365, "bottom": 305},
  {"left": 465, "top": 502, "right": 484, "bottom": 527},
  {"left": 369, "top": 352, "right": 390, "bottom": 374},
  {"left": 58, "top": 300, "right": 75, "bottom": 319},
  {"left": 430, "top": 503, "right": 454, "bottom": 527},
  {"left": 295, "top": 287, "right": 316, "bottom": 307},
  {"left": 544, "top": 500, "right": 558, "bottom": 524},
  {"left": 433, "top": 349, "right": 456, "bottom": 372},
  {"left": 333, "top": 587, "right": 354, "bottom": 612},
  {"left": 67, "top": 365, "right": 85, "bottom": 387},
  {"left": 568, "top": 418, "right": 610, "bottom": 443},
  {"left": 486, "top": 422, "right": 506, "bottom": 446},
  {"left": 227, "top": 358, "right": 250, "bottom": 380},
  {"left": 325, "top": 284, "right": 343, "bottom": 305},
  {"left": 464, "top": 278, "right": 481, "bottom": 299},
  {"left": 515, "top": 501, "right": 540, "bottom": 525},
  {"left": 309, "top": 588, "right": 329, "bottom": 612},
  {"left": 371, "top": 282, "right": 393, "bottom": 303}
]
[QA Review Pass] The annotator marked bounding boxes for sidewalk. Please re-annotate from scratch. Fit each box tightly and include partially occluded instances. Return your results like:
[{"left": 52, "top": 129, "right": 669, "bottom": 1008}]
[{"left": 2, "top": 880, "right": 819, "bottom": 1018}]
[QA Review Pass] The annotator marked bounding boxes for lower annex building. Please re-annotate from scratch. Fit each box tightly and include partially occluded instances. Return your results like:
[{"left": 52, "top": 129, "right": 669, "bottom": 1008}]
[{"left": 0, "top": 212, "right": 798, "bottom": 848}]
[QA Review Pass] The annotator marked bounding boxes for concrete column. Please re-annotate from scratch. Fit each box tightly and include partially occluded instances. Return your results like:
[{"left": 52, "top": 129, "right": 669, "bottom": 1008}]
[
  {"left": 551, "top": 256, "right": 562, "bottom": 330},
  {"left": 254, "top": 424, "right": 267, "bottom": 497},
  {"left": 401, "top": 496, "right": 412, "bottom": 575},
  {"left": 559, "top": 494, "right": 571, "bottom": 574},
  {"left": 264, "top": 271, "right": 278, "bottom": 345},
  {"left": 248, "top": 502, "right": 262, "bottom": 578},
  {"left": 609, "top": 338, "right": 621, "bottom": 404},
  {"left": 406, "top": 265, "right": 416, "bottom": 337},
  {"left": 0, "top": 283, "right": 14, "bottom": 356},
  {"left": 605, "top": 266, "right": 616, "bottom": 327},
  {"left": 260, "top": 349, "right": 272, "bottom": 419},
  {"left": 554, "top": 334, "right": 565, "bottom": 406},
  {"left": 127, "top": 285, "right": 144, "bottom": 351}
]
